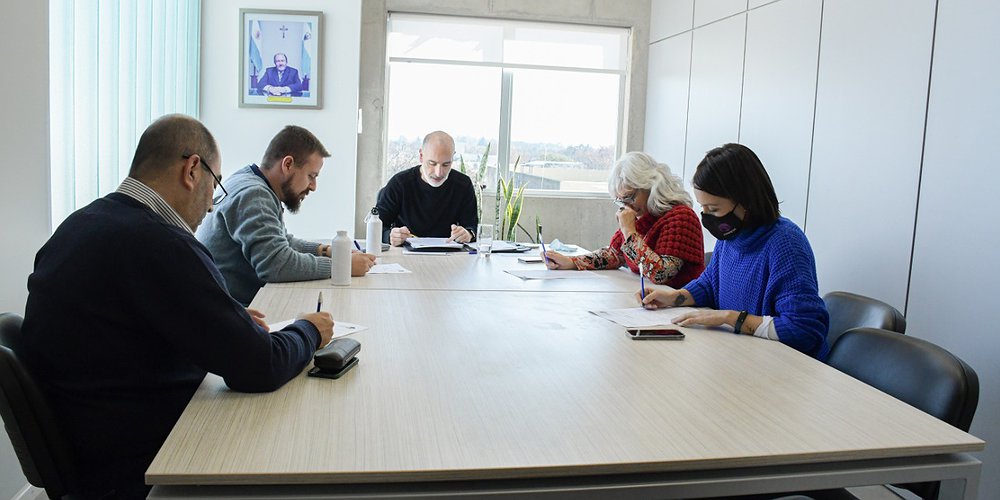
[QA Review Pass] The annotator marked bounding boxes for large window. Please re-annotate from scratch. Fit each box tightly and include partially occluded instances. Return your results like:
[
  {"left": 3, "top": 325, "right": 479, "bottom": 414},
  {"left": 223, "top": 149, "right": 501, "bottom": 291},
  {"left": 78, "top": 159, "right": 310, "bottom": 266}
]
[
  {"left": 49, "top": 0, "right": 201, "bottom": 228},
  {"left": 386, "top": 14, "right": 629, "bottom": 195}
]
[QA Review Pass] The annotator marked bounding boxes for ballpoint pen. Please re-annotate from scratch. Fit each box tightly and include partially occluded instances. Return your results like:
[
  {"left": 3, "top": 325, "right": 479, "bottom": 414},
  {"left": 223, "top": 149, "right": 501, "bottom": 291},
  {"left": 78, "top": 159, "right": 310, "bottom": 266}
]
[
  {"left": 353, "top": 240, "right": 362, "bottom": 251},
  {"left": 639, "top": 263, "right": 646, "bottom": 300},
  {"left": 538, "top": 228, "right": 551, "bottom": 266},
  {"left": 316, "top": 292, "right": 323, "bottom": 313}
]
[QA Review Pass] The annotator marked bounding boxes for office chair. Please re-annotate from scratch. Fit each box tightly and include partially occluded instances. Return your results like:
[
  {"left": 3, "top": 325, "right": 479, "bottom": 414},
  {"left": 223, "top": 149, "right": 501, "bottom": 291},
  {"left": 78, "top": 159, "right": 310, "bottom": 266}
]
[
  {"left": 0, "top": 313, "right": 79, "bottom": 499},
  {"left": 828, "top": 328, "right": 979, "bottom": 499},
  {"left": 823, "top": 291, "right": 906, "bottom": 348},
  {"left": 704, "top": 250, "right": 713, "bottom": 267}
]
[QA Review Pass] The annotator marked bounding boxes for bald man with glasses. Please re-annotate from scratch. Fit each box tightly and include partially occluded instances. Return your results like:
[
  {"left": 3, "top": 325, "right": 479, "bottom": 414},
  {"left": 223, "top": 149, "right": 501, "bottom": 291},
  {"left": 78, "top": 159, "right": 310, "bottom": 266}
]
[{"left": 19, "top": 114, "right": 333, "bottom": 498}]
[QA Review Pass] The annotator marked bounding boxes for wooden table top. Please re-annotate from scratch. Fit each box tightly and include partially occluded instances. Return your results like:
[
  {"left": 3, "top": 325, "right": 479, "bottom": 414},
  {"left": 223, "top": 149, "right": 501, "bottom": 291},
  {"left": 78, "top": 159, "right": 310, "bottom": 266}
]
[
  {"left": 146, "top": 287, "right": 983, "bottom": 486},
  {"left": 266, "top": 249, "right": 644, "bottom": 293}
]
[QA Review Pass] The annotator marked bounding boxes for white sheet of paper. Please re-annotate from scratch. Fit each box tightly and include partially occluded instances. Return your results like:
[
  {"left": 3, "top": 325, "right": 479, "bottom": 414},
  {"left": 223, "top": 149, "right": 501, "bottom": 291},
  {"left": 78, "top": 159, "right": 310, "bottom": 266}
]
[
  {"left": 367, "top": 263, "right": 411, "bottom": 274},
  {"left": 405, "top": 237, "right": 464, "bottom": 250},
  {"left": 489, "top": 240, "right": 519, "bottom": 251},
  {"left": 589, "top": 307, "right": 701, "bottom": 328},
  {"left": 268, "top": 318, "right": 369, "bottom": 338},
  {"left": 504, "top": 269, "right": 605, "bottom": 280}
]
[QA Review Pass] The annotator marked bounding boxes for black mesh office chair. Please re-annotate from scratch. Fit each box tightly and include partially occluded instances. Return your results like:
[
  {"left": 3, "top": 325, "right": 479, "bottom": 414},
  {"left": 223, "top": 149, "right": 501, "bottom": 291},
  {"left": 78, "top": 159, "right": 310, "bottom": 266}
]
[
  {"left": 0, "top": 312, "right": 79, "bottom": 499},
  {"left": 823, "top": 291, "right": 906, "bottom": 348},
  {"left": 828, "top": 328, "right": 980, "bottom": 499}
]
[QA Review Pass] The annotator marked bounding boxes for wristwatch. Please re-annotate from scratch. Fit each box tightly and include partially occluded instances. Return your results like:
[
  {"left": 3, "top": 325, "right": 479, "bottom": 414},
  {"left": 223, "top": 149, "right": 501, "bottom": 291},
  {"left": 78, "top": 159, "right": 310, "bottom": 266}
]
[{"left": 734, "top": 310, "right": 749, "bottom": 335}]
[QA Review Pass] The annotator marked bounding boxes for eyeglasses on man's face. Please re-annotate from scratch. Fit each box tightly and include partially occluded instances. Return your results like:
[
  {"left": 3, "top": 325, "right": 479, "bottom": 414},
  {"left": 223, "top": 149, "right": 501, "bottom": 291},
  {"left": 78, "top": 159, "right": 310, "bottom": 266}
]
[{"left": 183, "top": 154, "right": 228, "bottom": 205}]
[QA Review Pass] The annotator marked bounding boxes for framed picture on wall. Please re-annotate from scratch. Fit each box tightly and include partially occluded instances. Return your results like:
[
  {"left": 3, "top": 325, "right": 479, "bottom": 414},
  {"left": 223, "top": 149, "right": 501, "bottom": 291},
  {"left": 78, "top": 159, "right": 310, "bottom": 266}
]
[{"left": 240, "top": 9, "right": 322, "bottom": 109}]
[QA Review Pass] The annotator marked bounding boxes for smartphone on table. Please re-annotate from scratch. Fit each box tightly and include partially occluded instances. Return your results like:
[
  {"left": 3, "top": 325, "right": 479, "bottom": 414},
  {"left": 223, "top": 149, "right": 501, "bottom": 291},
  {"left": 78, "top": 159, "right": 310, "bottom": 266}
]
[{"left": 627, "top": 328, "right": 685, "bottom": 340}]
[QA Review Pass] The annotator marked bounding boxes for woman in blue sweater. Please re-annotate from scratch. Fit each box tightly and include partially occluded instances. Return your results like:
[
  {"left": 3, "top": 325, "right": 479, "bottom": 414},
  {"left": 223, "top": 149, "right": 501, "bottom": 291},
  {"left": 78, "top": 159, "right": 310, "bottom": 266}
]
[{"left": 639, "top": 143, "right": 830, "bottom": 360}]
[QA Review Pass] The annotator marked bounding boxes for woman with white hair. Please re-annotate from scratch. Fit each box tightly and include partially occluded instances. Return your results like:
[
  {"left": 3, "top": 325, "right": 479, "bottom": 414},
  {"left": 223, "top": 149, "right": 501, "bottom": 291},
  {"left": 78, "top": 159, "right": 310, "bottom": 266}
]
[{"left": 543, "top": 152, "right": 705, "bottom": 287}]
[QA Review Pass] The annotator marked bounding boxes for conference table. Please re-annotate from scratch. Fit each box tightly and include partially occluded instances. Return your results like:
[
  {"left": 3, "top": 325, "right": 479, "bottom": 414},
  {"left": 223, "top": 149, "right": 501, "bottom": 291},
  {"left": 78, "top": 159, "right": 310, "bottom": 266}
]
[{"left": 147, "top": 250, "right": 984, "bottom": 499}]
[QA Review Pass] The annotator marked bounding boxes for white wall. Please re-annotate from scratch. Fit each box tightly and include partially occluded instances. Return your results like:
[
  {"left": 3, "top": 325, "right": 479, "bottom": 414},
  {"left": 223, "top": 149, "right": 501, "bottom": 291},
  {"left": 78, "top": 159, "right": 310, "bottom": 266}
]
[
  {"left": 200, "top": 0, "right": 362, "bottom": 239},
  {"left": 907, "top": 1, "right": 1000, "bottom": 499},
  {"left": 645, "top": 0, "right": 1000, "bottom": 498},
  {"left": 807, "top": 0, "right": 935, "bottom": 310},
  {"left": 0, "top": 0, "right": 50, "bottom": 496}
]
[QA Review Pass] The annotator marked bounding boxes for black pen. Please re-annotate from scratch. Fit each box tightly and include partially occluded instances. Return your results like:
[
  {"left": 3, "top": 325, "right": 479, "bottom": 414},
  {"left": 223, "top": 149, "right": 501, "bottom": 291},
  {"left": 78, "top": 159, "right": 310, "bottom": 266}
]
[{"left": 316, "top": 292, "right": 323, "bottom": 312}]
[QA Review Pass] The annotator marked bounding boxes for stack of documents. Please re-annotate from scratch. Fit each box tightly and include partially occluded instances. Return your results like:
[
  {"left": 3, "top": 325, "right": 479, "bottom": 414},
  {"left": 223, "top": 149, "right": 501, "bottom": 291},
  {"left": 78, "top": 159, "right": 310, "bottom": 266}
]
[{"left": 404, "top": 237, "right": 465, "bottom": 251}]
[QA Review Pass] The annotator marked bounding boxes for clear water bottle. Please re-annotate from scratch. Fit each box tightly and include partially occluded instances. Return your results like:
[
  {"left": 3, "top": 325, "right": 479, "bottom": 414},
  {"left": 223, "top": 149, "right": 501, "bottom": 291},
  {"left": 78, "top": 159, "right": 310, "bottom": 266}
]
[
  {"left": 331, "top": 230, "right": 352, "bottom": 286},
  {"left": 364, "top": 207, "right": 382, "bottom": 257}
]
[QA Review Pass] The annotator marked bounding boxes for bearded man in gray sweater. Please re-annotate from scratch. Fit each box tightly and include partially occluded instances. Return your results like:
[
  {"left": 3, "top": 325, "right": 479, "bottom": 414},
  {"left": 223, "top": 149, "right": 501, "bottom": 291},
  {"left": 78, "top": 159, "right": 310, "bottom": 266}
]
[{"left": 197, "top": 125, "right": 375, "bottom": 305}]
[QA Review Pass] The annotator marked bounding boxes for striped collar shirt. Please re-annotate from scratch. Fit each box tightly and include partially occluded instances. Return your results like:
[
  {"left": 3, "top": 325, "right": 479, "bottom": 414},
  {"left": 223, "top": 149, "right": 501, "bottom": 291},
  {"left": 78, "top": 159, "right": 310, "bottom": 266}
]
[{"left": 115, "top": 177, "right": 194, "bottom": 235}]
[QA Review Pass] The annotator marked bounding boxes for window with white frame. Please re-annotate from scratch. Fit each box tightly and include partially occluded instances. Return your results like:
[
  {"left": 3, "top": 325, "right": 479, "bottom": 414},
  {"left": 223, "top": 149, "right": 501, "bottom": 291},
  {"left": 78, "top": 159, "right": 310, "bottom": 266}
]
[
  {"left": 385, "top": 14, "right": 629, "bottom": 195},
  {"left": 49, "top": 0, "right": 201, "bottom": 229}
]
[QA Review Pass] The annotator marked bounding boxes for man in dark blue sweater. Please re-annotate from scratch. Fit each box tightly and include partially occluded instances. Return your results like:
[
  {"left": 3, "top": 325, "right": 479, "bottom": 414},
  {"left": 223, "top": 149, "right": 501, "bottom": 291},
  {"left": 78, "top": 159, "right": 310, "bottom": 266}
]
[
  {"left": 19, "top": 114, "right": 334, "bottom": 499},
  {"left": 376, "top": 131, "right": 478, "bottom": 246}
]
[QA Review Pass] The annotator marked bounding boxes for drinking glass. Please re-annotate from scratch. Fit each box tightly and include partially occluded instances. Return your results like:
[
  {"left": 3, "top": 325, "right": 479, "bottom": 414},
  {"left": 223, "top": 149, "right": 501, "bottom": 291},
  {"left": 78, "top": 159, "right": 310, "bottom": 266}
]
[{"left": 477, "top": 224, "right": 494, "bottom": 257}]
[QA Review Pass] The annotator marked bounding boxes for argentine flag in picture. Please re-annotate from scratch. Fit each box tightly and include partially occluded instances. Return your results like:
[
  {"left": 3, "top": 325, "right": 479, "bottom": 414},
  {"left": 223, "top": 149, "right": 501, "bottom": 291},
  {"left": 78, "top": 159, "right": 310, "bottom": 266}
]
[
  {"left": 301, "top": 22, "right": 314, "bottom": 82},
  {"left": 249, "top": 20, "right": 264, "bottom": 77}
]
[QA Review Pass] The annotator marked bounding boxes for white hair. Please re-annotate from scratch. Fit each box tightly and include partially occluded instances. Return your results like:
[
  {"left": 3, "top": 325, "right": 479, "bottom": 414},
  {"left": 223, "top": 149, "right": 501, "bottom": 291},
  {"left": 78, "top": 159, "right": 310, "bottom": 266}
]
[{"left": 607, "top": 151, "right": 692, "bottom": 215}]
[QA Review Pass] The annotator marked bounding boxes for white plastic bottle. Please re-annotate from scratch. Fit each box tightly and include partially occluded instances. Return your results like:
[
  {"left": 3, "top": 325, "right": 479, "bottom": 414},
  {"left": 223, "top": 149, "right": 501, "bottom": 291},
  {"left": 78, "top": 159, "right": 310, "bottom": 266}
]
[
  {"left": 331, "top": 230, "right": 352, "bottom": 286},
  {"left": 364, "top": 207, "right": 382, "bottom": 257}
]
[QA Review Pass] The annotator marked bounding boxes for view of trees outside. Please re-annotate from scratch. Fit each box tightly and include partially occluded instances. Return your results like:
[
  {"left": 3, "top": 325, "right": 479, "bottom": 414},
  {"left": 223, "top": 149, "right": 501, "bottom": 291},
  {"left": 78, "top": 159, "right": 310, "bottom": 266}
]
[{"left": 385, "top": 136, "right": 615, "bottom": 193}]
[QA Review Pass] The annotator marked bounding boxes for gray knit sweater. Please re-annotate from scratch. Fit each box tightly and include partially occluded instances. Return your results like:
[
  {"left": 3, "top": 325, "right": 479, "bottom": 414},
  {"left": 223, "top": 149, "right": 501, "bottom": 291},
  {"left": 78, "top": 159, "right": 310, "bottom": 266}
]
[{"left": 196, "top": 164, "right": 331, "bottom": 305}]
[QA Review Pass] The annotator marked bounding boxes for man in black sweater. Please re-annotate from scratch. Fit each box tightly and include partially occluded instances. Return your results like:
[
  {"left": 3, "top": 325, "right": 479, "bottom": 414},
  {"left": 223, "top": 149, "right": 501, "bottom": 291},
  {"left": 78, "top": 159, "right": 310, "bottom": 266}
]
[
  {"left": 19, "top": 114, "right": 334, "bottom": 499},
  {"left": 376, "top": 131, "right": 478, "bottom": 246}
]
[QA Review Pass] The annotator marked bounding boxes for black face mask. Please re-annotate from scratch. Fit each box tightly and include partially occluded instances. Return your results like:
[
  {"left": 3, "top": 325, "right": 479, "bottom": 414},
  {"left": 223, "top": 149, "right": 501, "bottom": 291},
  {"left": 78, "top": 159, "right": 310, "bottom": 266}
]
[{"left": 701, "top": 207, "right": 743, "bottom": 240}]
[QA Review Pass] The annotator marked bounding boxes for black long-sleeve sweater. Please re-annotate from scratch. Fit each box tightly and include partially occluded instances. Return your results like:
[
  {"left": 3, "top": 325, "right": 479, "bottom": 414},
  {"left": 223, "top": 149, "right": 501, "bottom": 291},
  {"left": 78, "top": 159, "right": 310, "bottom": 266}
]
[
  {"left": 375, "top": 165, "right": 478, "bottom": 243},
  {"left": 19, "top": 192, "right": 319, "bottom": 496}
]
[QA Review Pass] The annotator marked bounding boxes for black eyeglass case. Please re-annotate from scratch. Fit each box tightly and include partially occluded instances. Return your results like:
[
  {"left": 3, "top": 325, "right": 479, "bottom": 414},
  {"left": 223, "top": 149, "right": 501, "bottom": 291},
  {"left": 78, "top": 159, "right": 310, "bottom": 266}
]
[{"left": 308, "top": 338, "right": 360, "bottom": 379}]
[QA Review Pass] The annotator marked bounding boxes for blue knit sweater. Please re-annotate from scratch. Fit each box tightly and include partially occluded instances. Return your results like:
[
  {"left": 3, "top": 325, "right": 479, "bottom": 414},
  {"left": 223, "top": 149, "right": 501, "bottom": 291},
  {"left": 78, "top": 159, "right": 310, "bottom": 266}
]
[{"left": 686, "top": 217, "right": 830, "bottom": 360}]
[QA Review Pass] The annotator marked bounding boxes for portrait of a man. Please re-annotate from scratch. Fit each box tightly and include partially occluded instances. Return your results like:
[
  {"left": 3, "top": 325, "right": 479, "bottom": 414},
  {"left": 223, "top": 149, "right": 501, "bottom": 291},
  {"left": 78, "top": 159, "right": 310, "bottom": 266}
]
[
  {"left": 257, "top": 53, "right": 302, "bottom": 95},
  {"left": 240, "top": 9, "right": 322, "bottom": 108}
]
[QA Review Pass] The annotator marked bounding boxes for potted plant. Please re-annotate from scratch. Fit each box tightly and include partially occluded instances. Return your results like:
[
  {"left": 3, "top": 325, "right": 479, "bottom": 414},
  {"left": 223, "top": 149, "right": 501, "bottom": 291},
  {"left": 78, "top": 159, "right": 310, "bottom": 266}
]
[
  {"left": 458, "top": 143, "right": 490, "bottom": 224},
  {"left": 460, "top": 145, "right": 530, "bottom": 242}
]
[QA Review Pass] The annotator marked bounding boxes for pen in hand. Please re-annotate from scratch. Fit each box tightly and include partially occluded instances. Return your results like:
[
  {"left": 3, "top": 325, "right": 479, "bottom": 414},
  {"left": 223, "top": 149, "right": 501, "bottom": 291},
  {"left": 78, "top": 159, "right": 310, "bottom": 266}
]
[
  {"left": 353, "top": 240, "right": 361, "bottom": 251},
  {"left": 639, "top": 263, "right": 646, "bottom": 300},
  {"left": 316, "top": 292, "right": 323, "bottom": 313},
  {"left": 538, "top": 228, "right": 551, "bottom": 266}
]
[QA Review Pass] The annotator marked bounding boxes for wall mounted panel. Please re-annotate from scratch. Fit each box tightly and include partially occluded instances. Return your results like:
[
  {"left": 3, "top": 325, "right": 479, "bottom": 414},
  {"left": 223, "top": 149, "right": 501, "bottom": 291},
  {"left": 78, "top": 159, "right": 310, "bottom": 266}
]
[
  {"left": 806, "top": 0, "right": 935, "bottom": 310},
  {"left": 693, "top": 0, "right": 747, "bottom": 28},
  {"left": 739, "top": 0, "right": 821, "bottom": 228},
  {"left": 650, "top": 0, "right": 694, "bottom": 41},
  {"left": 685, "top": 13, "right": 745, "bottom": 249},
  {"left": 645, "top": 32, "right": 693, "bottom": 174}
]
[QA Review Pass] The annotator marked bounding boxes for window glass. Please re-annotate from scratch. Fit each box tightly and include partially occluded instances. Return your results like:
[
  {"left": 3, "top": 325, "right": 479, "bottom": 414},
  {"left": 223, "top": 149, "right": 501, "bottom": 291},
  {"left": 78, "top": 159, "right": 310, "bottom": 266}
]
[
  {"left": 385, "top": 62, "right": 500, "bottom": 185},
  {"left": 386, "top": 14, "right": 628, "bottom": 195},
  {"left": 508, "top": 69, "right": 620, "bottom": 192}
]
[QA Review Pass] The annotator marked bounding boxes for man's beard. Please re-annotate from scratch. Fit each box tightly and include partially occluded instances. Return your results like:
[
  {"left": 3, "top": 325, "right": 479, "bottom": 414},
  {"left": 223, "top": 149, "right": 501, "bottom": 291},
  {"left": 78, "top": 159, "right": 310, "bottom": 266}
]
[
  {"left": 423, "top": 169, "right": 450, "bottom": 188},
  {"left": 281, "top": 180, "right": 307, "bottom": 213}
]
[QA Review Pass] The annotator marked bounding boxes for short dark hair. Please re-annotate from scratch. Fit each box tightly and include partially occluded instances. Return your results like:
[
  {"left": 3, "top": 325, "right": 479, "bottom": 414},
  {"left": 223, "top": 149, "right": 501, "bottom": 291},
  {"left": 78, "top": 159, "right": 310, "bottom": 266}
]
[
  {"left": 260, "top": 125, "right": 331, "bottom": 169},
  {"left": 128, "top": 114, "right": 218, "bottom": 180},
  {"left": 692, "top": 143, "right": 780, "bottom": 227}
]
